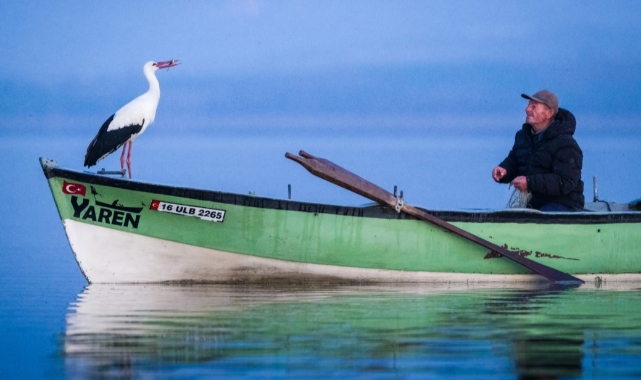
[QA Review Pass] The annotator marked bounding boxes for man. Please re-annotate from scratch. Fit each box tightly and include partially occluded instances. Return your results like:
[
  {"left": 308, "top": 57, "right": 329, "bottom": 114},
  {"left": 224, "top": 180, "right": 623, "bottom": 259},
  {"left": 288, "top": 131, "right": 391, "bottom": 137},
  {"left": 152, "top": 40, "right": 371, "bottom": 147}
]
[{"left": 492, "top": 90, "right": 584, "bottom": 211}]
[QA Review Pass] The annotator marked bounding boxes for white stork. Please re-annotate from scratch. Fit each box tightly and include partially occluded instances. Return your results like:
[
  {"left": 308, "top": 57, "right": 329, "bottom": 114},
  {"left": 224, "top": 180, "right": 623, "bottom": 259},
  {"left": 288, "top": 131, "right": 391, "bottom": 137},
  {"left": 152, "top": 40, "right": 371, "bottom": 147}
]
[{"left": 84, "top": 59, "right": 180, "bottom": 178}]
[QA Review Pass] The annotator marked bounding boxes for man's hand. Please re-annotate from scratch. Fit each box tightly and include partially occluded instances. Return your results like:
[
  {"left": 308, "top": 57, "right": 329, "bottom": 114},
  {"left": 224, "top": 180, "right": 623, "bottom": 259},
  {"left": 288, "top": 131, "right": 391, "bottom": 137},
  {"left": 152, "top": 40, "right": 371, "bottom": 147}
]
[
  {"left": 511, "top": 176, "right": 528, "bottom": 192},
  {"left": 492, "top": 166, "right": 507, "bottom": 182}
]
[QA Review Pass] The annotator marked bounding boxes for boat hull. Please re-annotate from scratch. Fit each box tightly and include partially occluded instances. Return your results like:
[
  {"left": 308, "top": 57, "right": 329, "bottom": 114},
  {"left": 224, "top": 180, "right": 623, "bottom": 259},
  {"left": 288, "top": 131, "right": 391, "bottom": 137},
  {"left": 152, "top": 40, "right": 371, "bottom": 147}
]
[
  {"left": 41, "top": 158, "right": 641, "bottom": 283},
  {"left": 65, "top": 219, "right": 552, "bottom": 283}
]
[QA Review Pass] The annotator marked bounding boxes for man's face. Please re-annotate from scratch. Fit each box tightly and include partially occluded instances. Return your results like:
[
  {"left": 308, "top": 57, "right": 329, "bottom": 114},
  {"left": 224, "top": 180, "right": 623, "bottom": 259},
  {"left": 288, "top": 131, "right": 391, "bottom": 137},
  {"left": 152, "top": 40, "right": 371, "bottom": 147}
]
[{"left": 525, "top": 100, "right": 554, "bottom": 127}]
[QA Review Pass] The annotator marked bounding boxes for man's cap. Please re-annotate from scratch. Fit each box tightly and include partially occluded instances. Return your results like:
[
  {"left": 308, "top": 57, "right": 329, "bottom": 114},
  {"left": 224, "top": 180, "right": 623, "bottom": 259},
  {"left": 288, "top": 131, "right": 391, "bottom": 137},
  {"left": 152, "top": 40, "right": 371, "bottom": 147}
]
[{"left": 521, "top": 90, "right": 558, "bottom": 114}]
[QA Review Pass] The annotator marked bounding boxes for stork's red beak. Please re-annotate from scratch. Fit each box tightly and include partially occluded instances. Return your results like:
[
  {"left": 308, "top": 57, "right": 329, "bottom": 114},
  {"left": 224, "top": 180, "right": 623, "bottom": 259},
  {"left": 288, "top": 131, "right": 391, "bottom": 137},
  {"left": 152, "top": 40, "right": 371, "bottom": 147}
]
[{"left": 156, "top": 59, "right": 180, "bottom": 69}]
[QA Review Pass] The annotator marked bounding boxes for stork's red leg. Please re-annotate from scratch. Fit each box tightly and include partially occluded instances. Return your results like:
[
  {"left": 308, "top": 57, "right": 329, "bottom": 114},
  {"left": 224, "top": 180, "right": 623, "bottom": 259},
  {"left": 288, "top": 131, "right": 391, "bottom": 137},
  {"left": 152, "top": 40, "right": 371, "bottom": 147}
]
[
  {"left": 126, "top": 141, "right": 133, "bottom": 178},
  {"left": 120, "top": 143, "right": 127, "bottom": 172}
]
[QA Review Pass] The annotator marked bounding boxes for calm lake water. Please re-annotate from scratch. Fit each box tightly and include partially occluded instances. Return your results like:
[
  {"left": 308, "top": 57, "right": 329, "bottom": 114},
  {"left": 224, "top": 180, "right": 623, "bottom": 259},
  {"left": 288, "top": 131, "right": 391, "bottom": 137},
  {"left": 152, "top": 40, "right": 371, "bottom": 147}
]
[
  {"left": 6, "top": 280, "right": 641, "bottom": 379},
  {"left": 63, "top": 283, "right": 641, "bottom": 380},
  {"left": 2, "top": 132, "right": 641, "bottom": 379}
]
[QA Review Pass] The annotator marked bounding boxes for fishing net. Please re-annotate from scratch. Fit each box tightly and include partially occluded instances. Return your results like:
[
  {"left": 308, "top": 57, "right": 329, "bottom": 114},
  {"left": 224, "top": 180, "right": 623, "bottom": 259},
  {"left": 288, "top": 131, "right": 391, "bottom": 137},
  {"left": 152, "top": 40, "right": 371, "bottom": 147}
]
[{"left": 506, "top": 186, "right": 532, "bottom": 208}]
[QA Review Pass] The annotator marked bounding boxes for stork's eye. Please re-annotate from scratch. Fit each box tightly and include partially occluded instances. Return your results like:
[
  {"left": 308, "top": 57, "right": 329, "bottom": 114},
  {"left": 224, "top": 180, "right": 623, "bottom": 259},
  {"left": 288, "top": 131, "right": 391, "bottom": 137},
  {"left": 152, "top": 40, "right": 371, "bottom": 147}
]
[{"left": 152, "top": 63, "right": 157, "bottom": 66}]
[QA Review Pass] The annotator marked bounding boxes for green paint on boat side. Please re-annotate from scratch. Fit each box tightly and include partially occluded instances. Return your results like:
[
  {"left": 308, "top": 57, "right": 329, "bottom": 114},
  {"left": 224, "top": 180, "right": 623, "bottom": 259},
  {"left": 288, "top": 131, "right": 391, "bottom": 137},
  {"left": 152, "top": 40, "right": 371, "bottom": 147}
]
[
  {"left": 463, "top": 222, "right": 640, "bottom": 274},
  {"left": 47, "top": 176, "right": 529, "bottom": 274},
  {"left": 44, "top": 171, "right": 641, "bottom": 276}
]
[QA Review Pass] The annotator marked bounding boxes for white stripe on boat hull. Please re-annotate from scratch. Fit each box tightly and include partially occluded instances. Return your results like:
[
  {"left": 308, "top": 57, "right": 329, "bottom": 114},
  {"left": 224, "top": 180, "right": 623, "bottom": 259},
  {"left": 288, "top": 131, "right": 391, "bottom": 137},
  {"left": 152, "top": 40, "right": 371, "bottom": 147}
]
[{"left": 63, "top": 219, "right": 640, "bottom": 284}]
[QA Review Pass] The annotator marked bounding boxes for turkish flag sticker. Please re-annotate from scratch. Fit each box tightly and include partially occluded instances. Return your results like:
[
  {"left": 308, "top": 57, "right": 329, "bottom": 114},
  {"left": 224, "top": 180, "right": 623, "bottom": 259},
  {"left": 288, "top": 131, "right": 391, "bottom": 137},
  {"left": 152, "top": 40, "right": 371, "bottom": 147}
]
[{"left": 62, "top": 181, "right": 87, "bottom": 197}]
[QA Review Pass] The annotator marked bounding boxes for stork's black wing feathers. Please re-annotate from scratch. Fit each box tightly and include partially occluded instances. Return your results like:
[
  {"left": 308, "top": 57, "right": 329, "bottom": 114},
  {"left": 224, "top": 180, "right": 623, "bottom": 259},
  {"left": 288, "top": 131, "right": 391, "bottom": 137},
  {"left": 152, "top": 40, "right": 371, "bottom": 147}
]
[{"left": 84, "top": 115, "right": 144, "bottom": 167}]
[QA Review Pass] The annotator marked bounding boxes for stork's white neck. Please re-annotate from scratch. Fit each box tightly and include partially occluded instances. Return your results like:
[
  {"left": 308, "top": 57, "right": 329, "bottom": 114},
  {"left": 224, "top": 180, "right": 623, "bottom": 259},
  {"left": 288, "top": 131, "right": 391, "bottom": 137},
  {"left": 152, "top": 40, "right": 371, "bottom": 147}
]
[{"left": 144, "top": 67, "right": 161, "bottom": 99}]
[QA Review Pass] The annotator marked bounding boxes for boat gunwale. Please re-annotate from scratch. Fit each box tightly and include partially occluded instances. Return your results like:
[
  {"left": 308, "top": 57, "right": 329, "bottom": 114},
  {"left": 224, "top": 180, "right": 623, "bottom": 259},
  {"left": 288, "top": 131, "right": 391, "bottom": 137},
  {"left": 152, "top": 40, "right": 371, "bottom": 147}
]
[{"left": 42, "top": 160, "right": 641, "bottom": 225}]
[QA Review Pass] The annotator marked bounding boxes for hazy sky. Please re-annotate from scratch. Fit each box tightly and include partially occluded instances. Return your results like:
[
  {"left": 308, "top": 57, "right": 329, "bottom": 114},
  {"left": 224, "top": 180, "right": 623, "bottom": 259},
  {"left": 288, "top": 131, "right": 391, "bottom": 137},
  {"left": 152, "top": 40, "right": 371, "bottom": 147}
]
[
  {"left": 2, "top": 1, "right": 641, "bottom": 207},
  {"left": 4, "top": 1, "right": 641, "bottom": 126}
]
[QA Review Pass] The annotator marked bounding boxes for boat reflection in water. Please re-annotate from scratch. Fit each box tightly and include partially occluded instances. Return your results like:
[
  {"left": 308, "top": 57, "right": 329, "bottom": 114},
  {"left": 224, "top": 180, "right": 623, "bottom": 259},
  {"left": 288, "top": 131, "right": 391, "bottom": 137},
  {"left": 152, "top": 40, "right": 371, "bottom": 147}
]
[{"left": 63, "top": 283, "right": 641, "bottom": 379}]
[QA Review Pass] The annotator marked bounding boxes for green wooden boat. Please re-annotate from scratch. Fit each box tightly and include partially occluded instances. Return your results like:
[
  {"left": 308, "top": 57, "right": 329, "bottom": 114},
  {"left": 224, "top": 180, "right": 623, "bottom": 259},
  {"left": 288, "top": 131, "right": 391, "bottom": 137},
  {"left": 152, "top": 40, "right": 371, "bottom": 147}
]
[{"left": 40, "top": 157, "right": 641, "bottom": 284}]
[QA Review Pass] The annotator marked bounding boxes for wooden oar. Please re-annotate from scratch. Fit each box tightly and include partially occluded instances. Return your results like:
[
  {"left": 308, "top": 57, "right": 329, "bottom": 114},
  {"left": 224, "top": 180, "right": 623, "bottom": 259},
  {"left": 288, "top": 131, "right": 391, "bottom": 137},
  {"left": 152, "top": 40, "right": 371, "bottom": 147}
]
[{"left": 285, "top": 150, "right": 583, "bottom": 285}]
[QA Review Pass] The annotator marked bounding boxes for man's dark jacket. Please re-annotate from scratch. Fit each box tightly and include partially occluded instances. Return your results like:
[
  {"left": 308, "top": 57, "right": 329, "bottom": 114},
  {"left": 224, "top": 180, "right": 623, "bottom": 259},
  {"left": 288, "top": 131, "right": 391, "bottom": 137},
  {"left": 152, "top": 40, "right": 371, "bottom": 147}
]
[{"left": 498, "top": 108, "right": 584, "bottom": 210}]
